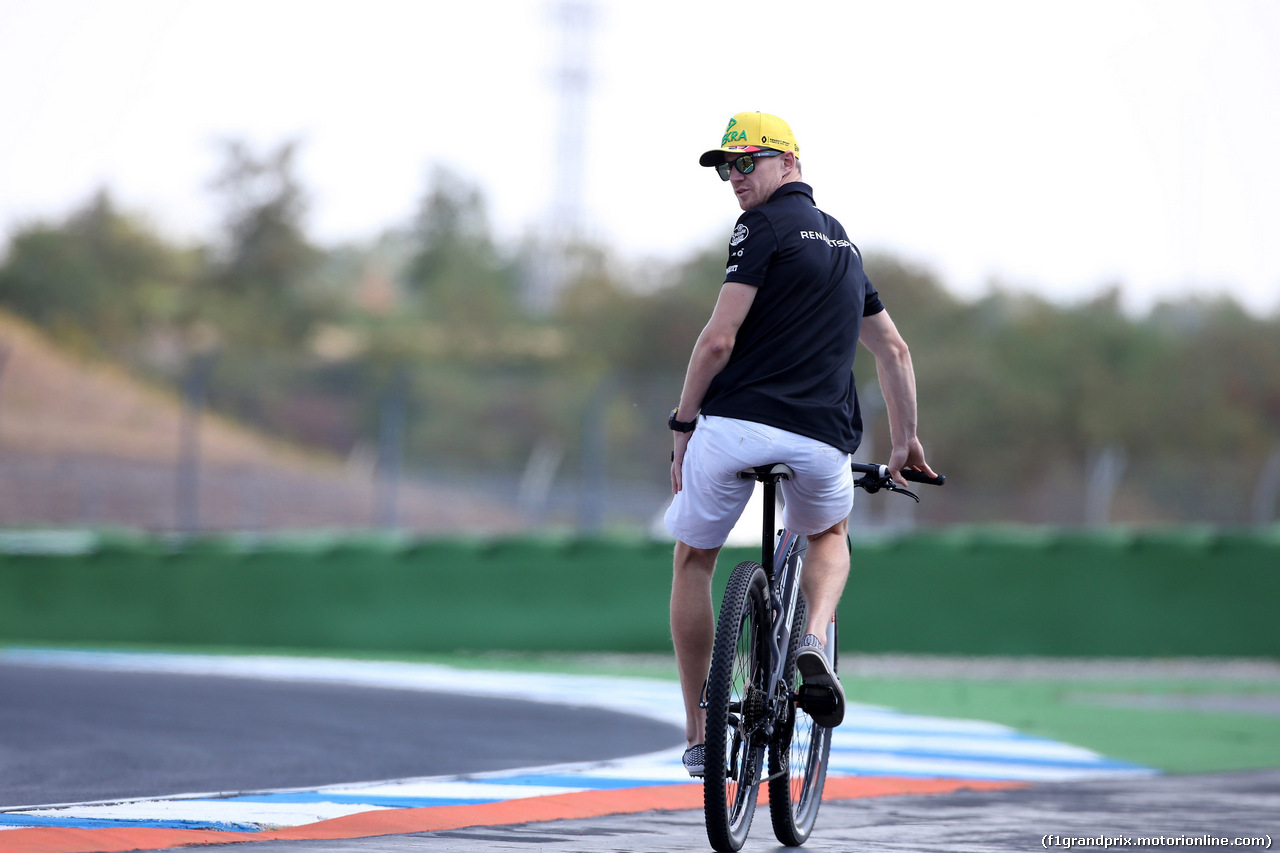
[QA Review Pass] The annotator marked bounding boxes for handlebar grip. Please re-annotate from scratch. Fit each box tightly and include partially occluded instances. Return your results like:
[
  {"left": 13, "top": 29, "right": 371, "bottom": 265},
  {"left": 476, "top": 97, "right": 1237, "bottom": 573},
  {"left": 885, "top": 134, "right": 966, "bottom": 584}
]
[{"left": 901, "top": 469, "right": 945, "bottom": 486}]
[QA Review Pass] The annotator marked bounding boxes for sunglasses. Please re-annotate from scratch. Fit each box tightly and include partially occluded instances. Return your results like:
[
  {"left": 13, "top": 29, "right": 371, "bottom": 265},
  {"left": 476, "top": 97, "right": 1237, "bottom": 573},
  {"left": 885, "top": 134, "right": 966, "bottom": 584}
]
[{"left": 716, "top": 150, "right": 784, "bottom": 181}]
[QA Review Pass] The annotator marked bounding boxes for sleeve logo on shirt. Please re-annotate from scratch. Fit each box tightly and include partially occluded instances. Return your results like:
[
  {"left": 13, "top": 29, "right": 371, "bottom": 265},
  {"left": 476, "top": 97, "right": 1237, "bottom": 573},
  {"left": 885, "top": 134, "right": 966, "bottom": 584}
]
[{"left": 730, "top": 224, "right": 749, "bottom": 246}]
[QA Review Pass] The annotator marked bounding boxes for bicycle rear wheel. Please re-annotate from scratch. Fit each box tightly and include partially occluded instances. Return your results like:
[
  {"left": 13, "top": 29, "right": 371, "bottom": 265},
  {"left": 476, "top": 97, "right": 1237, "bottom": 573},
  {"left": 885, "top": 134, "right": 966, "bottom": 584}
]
[
  {"left": 769, "top": 593, "right": 835, "bottom": 846},
  {"left": 703, "top": 560, "right": 771, "bottom": 852}
]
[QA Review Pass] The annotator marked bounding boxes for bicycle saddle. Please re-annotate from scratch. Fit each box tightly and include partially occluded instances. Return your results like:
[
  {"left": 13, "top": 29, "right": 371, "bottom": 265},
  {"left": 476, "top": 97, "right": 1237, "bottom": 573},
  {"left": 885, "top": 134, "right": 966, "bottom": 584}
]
[{"left": 737, "top": 463, "right": 795, "bottom": 481}]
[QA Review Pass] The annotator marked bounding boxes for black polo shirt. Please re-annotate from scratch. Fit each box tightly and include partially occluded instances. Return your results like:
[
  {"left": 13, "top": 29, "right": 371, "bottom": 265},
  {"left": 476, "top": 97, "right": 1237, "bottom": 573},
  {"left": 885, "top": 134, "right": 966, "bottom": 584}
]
[{"left": 701, "top": 181, "right": 884, "bottom": 454}]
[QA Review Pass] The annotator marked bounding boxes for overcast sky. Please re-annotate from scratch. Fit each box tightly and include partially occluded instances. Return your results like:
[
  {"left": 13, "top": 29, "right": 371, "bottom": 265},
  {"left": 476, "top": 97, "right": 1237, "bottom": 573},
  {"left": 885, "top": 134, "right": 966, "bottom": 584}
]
[{"left": 2, "top": 0, "right": 1277, "bottom": 315}]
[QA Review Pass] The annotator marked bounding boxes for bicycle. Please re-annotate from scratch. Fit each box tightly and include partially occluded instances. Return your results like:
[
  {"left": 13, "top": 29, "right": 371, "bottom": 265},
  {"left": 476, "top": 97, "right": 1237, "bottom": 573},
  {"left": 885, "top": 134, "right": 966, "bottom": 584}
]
[{"left": 701, "top": 460, "right": 944, "bottom": 851}]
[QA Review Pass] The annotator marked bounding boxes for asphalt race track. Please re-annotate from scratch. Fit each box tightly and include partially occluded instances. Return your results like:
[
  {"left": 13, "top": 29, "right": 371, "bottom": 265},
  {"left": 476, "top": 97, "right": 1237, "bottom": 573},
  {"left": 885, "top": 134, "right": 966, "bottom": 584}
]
[
  {"left": 0, "top": 661, "right": 682, "bottom": 808},
  {"left": 2, "top": 653, "right": 1276, "bottom": 853}
]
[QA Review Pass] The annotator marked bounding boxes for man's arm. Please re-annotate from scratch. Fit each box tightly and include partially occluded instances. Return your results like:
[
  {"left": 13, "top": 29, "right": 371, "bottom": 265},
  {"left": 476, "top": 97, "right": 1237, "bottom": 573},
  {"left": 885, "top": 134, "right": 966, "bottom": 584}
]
[
  {"left": 670, "top": 281, "right": 757, "bottom": 493},
  {"left": 859, "top": 309, "right": 935, "bottom": 485}
]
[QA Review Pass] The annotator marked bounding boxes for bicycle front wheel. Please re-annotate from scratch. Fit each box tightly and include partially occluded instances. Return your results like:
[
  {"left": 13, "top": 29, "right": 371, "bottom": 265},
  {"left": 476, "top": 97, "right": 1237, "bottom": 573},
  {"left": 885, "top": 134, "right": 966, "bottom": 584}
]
[
  {"left": 769, "top": 593, "right": 835, "bottom": 846},
  {"left": 703, "top": 560, "right": 771, "bottom": 853}
]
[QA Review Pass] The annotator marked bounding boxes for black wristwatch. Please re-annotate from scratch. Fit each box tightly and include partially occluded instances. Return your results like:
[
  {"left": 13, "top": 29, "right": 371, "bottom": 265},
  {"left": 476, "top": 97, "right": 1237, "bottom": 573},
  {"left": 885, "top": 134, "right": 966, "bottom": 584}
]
[{"left": 668, "top": 407, "right": 698, "bottom": 433}]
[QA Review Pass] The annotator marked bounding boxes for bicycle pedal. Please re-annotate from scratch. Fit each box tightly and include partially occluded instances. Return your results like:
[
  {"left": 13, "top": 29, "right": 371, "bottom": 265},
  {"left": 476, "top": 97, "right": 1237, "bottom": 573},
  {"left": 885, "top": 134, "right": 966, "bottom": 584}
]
[{"left": 796, "top": 684, "right": 840, "bottom": 716}]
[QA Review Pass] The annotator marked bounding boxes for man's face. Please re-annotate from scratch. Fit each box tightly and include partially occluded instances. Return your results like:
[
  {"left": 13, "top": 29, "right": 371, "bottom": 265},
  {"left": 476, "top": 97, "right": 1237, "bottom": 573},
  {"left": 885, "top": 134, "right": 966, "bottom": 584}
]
[{"left": 725, "top": 150, "right": 788, "bottom": 211}]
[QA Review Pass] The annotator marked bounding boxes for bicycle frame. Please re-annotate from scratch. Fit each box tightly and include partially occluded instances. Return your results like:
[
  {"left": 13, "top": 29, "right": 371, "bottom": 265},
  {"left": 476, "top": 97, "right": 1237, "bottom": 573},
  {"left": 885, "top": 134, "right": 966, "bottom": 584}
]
[{"left": 751, "top": 468, "right": 814, "bottom": 743}]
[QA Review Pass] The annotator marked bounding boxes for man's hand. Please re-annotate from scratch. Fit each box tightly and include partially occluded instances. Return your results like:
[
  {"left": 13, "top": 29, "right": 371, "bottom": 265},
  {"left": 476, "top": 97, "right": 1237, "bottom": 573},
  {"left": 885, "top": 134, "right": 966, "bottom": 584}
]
[
  {"left": 887, "top": 437, "right": 935, "bottom": 487},
  {"left": 671, "top": 431, "right": 693, "bottom": 494}
]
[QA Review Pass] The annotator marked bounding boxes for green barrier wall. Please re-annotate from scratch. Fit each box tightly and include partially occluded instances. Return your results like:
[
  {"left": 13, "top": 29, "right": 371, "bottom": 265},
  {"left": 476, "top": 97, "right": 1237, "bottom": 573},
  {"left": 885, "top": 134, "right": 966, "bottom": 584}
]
[{"left": 1, "top": 528, "right": 1277, "bottom": 657}]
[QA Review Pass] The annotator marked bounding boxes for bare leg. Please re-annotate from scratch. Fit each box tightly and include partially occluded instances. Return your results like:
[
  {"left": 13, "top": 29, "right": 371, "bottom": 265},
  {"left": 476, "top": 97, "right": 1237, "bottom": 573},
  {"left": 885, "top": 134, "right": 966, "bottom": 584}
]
[
  {"left": 801, "top": 518, "right": 850, "bottom": 644},
  {"left": 671, "top": 540, "right": 720, "bottom": 748}
]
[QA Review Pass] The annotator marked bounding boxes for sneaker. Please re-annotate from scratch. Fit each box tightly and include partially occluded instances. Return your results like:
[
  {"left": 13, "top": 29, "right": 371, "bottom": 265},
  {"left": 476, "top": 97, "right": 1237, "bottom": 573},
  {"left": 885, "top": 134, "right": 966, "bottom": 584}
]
[
  {"left": 795, "top": 633, "right": 845, "bottom": 728},
  {"left": 797, "top": 632, "right": 824, "bottom": 653},
  {"left": 682, "top": 744, "right": 706, "bottom": 778}
]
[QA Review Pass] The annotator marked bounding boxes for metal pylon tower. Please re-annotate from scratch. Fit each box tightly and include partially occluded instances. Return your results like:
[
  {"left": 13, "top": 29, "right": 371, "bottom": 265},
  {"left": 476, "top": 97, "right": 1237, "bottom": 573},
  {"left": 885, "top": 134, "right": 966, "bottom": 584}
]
[
  {"left": 527, "top": 0, "right": 596, "bottom": 313},
  {"left": 551, "top": 0, "right": 593, "bottom": 240}
]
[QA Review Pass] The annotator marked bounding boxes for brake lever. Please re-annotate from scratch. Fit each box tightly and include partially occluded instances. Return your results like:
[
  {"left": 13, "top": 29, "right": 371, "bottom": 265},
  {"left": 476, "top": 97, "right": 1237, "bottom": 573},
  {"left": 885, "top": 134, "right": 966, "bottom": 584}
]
[
  {"left": 886, "top": 483, "right": 921, "bottom": 503},
  {"left": 855, "top": 475, "right": 921, "bottom": 502}
]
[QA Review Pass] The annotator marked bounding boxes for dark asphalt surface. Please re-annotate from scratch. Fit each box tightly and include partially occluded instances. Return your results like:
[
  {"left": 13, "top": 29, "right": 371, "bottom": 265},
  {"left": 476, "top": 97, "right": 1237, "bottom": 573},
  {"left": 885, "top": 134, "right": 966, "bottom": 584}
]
[{"left": 0, "top": 661, "right": 682, "bottom": 808}]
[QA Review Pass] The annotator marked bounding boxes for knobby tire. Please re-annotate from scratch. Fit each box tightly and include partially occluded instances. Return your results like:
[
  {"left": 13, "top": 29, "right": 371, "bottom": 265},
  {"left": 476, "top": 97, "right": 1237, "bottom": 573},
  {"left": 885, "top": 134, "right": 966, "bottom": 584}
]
[
  {"left": 768, "top": 588, "right": 835, "bottom": 846},
  {"left": 703, "top": 560, "right": 770, "bottom": 852}
]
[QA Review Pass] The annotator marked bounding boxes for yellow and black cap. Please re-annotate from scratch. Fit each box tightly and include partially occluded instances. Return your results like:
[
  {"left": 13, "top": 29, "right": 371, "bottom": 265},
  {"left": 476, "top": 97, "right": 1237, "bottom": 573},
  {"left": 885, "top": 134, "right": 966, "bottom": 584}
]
[{"left": 699, "top": 112, "right": 800, "bottom": 167}]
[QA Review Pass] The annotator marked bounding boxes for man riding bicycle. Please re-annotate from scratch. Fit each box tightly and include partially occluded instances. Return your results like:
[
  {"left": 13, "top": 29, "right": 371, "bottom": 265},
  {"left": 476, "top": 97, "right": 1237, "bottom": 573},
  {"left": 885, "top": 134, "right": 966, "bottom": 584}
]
[{"left": 665, "top": 112, "right": 935, "bottom": 777}]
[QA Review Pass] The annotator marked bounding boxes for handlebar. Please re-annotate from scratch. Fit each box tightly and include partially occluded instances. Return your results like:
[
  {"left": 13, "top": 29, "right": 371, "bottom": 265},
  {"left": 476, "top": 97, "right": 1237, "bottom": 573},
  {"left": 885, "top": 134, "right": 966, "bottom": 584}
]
[{"left": 851, "top": 461, "right": 945, "bottom": 503}]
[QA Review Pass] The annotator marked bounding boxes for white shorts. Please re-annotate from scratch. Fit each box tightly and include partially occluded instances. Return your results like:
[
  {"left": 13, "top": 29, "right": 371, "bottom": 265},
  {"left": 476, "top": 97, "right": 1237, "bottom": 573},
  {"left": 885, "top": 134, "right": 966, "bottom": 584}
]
[{"left": 664, "top": 416, "right": 854, "bottom": 550}]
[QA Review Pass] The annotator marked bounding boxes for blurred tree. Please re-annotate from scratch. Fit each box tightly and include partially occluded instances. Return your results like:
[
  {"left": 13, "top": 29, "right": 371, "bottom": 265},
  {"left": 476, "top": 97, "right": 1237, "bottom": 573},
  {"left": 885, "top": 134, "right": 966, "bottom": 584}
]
[
  {"left": 168, "top": 138, "right": 345, "bottom": 446},
  {"left": 404, "top": 167, "right": 520, "bottom": 325},
  {"left": 0, "top": 190, "right": 193, "bottom": 355},
  {"left": 199, "top": 139, "right": 328, "bottom": 348},
  {"left": 352, "top": 169, "right": 559, "bottom": 478}
]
